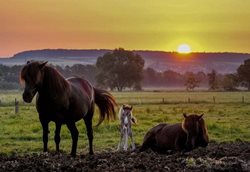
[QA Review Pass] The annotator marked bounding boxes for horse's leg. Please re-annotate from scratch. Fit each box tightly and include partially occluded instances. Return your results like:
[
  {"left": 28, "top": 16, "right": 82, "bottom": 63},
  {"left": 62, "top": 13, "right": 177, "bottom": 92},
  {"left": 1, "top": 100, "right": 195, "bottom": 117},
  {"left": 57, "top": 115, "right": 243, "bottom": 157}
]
[
  {"left": 117, "top": 127, "right": 124, "bottom": 151},
  {"left": 123, "top": 127, "right": 128, "bottom": 151},
  {"left": 66, "top": 122, "right": 79, "bottom": 157},
  {"left": 54, "top": 122, "right": 62, "bottom": 152},
  {"left": 41, "top": 120, "right": 49, "bottom": 152},
  {"left": 128, "top": 128, "right": 136, "bottom": 151},
  {"left": 121, "top": 128, "right": 126, "bottom": 150},
  {"left": 84, "top": 116, "right": 94, "bottom": 155},
  {"left": 84, "top": 104, "right": 94, "bottom": 155},
  {"left": 117, "top": 135, "right": 122, "bottom": 151}
]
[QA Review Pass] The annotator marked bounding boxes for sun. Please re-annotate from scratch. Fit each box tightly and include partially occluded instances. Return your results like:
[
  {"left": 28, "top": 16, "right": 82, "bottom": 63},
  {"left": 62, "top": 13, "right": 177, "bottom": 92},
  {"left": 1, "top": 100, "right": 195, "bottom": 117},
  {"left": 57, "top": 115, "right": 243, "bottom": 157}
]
[{"left": 177, "top": 44, "right": 191, "bottom": 54}]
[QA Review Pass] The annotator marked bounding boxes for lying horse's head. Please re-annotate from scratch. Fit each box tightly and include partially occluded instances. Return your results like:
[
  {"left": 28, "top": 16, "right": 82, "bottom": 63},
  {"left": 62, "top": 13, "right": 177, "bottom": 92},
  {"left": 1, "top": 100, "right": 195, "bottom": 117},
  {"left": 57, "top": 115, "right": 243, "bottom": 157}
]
[
  {"left": 182, "top": 113, "right": 209, "bottom": 150},
  {"left": 20, "top": 61, "right": 48, "bottom": 103}
]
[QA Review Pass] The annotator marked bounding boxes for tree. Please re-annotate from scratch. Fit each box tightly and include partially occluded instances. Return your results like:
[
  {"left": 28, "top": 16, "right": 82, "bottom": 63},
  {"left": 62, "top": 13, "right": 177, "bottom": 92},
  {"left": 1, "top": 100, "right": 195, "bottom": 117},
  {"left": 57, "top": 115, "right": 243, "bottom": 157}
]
[
  {"left": 143, "top": 68, "right": 160, "bottom": 86},
  {"left": 207, "top": 69, "right": 219, "bottom": 90},
  {"left": 237, "top": 59, "right": 250, "bottom": 90},
  {"left": 221, "top": 74, "right": 239, "bottom": 91},
  {"left": 96, "top": 48, "right": 145, "bottom": 91},
  {"left": 163, "top": 70, "right": 184, "bottom": 86},
  {"left": 54, "top": 64, "right": 97, "bottom": 85},
  {"left": 184, "top": 72, "right": 200, "bottom": 91},
  {"left": 196, "top": 71, "right": 206, "bottom": 82}
]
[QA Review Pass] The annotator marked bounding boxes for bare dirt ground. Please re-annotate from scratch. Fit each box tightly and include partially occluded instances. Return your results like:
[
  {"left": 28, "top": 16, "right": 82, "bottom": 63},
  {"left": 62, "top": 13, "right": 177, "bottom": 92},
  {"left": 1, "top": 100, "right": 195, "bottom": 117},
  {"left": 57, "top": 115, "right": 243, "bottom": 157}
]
[{"left": 0, "top": 141, "right": 249, "bottom": 172}]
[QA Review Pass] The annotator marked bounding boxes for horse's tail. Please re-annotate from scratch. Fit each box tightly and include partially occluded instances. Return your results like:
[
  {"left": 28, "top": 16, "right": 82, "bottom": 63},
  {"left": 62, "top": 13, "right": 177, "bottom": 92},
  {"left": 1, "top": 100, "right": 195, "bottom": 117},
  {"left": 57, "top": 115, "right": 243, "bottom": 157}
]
[{"left": 94, "top": 87, "right": 117, "bottom": 126}]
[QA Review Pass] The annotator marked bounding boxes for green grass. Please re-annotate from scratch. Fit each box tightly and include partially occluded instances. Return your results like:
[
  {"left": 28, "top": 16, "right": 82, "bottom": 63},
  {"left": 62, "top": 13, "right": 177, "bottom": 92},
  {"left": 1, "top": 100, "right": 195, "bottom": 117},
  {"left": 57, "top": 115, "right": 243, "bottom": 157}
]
[{"left": 0, "top": 91, "right": 250, "bottom": 155}]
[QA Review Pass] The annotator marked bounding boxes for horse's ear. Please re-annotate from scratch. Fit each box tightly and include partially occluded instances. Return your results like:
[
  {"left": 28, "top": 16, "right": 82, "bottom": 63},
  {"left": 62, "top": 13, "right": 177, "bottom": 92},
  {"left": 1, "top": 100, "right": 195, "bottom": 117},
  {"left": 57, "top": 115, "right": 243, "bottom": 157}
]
[
  {"left": 131, "top": 116, "right": 137, "bottom": 124},
  {"left": 26, "top": 61, "right": 30, "bottom": 64},
  {"left": 122, "top": 104, "right": 125, "bottom": 109},
  {"left": 183, "top": 113, "right": 187, "bottom": 118},
  {"left": 39, "top": 61, "right": 48, "bottom": 69},
  {"left": 130, "top": 105, "right": 133, "bottom": 110},
  {"left": 198, "top": 114, "right": 204, "bottom": 120}
]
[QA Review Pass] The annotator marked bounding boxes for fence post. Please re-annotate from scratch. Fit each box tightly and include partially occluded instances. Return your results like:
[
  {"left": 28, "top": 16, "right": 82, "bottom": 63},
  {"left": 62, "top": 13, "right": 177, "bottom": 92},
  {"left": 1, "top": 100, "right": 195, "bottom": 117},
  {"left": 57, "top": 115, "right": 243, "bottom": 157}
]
[
  {"left": 213, "top": 96, "right": 216, "bottom": 104},
  {"left": 242, "top": 96, "right": 245, "bottom": 104},
  {"left": 15, "top": 98, "right": 19, "bottom": 114},
  {"left": 162, "top": 98, "right": 165, "bottom": 104},
  {"left": 138, "top": 98, "right": 142, "bottom": 105},
  {"left": 188, "top": 97, "right": 190, "bottom": 103}
]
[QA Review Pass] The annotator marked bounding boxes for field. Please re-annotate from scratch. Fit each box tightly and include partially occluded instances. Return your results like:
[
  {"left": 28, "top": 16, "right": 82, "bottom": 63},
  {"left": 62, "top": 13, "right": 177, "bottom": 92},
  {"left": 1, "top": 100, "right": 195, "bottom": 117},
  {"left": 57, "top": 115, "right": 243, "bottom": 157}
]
[
  {"left": 0, "top": 91, "right": 250, "bottom": 171},
  {"left": 0, "top": 91, "right": 250, "bottom": 155}
]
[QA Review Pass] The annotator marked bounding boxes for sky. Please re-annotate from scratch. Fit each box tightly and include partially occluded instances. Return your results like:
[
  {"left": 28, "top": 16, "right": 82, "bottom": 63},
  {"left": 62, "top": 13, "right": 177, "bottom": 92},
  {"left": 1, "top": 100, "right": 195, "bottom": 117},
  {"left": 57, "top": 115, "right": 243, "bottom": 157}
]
[{"left": 0, "top": 0, "right": 250, "bottom": 57}]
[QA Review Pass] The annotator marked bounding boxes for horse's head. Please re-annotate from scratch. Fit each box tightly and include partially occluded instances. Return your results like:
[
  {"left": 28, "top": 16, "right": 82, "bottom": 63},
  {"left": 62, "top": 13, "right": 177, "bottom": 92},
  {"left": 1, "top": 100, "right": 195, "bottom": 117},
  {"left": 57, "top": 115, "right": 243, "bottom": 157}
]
[
  {"left": 182, "top": 113, "right": 207, "bottom": 150},
  {"left": 119, "top": 104, "right": 133, "bottom": 125},
  {"left": 20, "top": 61, "right": 48, "bottom": 103}
]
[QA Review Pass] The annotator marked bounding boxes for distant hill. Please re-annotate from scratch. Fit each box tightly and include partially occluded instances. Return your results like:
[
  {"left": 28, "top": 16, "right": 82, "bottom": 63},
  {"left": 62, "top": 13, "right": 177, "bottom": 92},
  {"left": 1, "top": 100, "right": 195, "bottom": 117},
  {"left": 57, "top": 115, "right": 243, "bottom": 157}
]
[
  {"left": 12, "top": 49, "right": 111, "bottom": 60},
  {"left": 1, "top": 49, "right": 250, "bottom": 73}
]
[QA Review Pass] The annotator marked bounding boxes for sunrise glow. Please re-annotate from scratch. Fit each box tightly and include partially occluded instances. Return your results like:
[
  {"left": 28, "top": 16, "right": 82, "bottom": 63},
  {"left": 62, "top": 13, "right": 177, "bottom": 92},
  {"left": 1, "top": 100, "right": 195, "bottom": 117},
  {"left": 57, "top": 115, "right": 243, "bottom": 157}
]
[
  {"left": 0, "top": 0, "right": 250, "bottom": 57},
  {"left": 177, "top": 44, "right": 191, "bottom": 54}
]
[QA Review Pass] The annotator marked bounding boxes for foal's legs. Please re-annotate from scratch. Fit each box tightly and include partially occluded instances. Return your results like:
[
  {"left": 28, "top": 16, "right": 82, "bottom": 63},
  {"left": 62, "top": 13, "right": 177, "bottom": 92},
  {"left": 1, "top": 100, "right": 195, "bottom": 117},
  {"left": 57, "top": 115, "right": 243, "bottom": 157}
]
[
  {"left": 54, "top": 122, "right": 62, "bottom": 152},
  {"left": 123, "top": 127, "right": 128, "bottom": 151},
  {"left": 41, "top": 120, "right": 49, "bottom": 152},
  {"left": 128, "top": 129, "right": 136, "bottom": 151},
  {"left": 117, "top": 127, "right": 124, "bottom": 151},
  {"left": 66, "top": 122, "right": 79, "bottom": 157}
]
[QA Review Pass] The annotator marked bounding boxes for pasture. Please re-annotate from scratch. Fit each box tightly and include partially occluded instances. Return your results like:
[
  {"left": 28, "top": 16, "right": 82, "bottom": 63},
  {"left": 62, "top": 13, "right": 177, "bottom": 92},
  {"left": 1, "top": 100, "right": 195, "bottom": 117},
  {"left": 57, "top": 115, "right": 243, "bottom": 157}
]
[{"left": 0, "top": 91, "right": 250, "bottom": 155}]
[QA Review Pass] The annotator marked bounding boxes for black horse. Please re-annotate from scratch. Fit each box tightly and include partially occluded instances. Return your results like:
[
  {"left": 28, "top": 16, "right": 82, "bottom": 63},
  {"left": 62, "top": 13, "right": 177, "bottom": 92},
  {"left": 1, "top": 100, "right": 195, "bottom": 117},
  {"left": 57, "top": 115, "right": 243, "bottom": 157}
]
[{"left": 20, "top": 61, "right": 116, "bottom": 156}]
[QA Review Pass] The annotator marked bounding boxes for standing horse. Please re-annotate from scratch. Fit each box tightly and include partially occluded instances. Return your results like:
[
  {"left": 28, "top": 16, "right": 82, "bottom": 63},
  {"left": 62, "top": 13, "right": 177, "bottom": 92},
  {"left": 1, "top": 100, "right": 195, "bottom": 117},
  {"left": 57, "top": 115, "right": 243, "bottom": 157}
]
[
  {"left": 20, "top": 61, "right": 116, "bottom": 156},
  {"left": 140, "top": 113, "right": 209, "bottom": 153},
  {"left": 117, "top": 104, "right": 137, "bottom": 151}
]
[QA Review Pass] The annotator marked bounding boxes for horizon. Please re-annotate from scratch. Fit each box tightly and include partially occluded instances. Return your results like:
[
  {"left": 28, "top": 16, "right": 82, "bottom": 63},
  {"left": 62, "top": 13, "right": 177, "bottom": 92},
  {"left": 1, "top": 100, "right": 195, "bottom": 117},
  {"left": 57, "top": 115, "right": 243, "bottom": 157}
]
[
  {"left": 2, "top": 48, "right": 250, "bottom": 58},
  {"left": 1, "top": 0, "right": 250, "bottom": 57}
]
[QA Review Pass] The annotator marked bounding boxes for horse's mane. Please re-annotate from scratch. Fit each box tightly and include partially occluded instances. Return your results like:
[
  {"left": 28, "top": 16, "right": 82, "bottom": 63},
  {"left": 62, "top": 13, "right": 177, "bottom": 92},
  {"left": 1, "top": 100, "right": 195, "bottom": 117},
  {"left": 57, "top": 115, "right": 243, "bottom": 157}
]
[
  {"left": 20, "top": 61, "right": 70, "bottom": 98},
  {"left": 181, "top": 114, "right": 209, "bottom": 138},
  {"left": 181, "top": 121, "right": 188, "bottom": 134},
  {"left": 118, "top": 106, "right": 124, "bottom": 121},
  {"left": 20, "top": 68, "right": 26, "bottom": 87},
  {"left": 199, "top": 118, "right": 209, "bottom": 138},
  {"left": 42, "top": 65, "right": 70, "bottom": 97}
]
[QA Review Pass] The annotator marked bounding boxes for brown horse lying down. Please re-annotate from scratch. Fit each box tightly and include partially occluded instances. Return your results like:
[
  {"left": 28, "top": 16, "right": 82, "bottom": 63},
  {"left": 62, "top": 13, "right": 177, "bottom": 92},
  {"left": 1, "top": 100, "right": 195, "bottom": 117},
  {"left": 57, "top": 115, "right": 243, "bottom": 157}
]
[{"left": 140, "top": 113, "right": 209, "bottom": 153}]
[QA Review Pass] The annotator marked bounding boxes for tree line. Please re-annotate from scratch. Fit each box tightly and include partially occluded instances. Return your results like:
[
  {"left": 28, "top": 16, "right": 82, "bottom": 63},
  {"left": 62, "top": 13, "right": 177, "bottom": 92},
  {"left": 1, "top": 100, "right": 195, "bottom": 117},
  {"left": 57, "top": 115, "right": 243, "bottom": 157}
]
[{"left": 0, "top": 48, "right": 250, "bottom": 91}]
